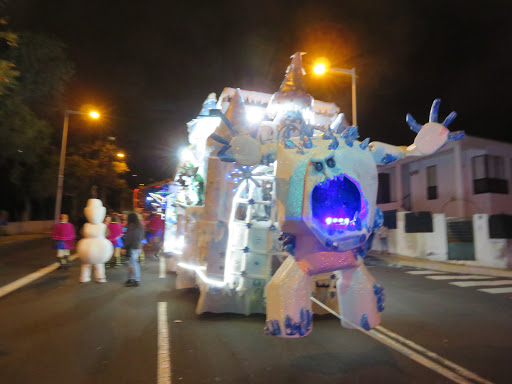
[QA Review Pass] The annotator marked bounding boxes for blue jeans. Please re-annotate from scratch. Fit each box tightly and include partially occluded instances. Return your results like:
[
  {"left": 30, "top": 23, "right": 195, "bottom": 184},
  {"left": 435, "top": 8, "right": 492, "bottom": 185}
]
[{"left": 128, "top": 249, "right": 141, "bottom": 281}]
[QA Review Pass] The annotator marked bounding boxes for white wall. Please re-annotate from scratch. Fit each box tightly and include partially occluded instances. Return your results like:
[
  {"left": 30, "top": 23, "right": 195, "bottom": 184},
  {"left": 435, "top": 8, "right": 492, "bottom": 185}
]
[
  {"left": 473, "top": 214, "right": 512, "bottom": 269},
  {"left": 372, "top": 212, "right": 448, "bottom": 261}
]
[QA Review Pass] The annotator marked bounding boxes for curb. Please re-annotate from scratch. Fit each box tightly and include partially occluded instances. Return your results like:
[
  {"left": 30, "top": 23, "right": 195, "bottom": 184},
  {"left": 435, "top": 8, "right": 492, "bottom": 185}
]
[
  {"left": 0, "top": 234, "right": 51, "bottom": 247},
  {"left": 368, "top": 250, "right": 512, "bottom": 278}
]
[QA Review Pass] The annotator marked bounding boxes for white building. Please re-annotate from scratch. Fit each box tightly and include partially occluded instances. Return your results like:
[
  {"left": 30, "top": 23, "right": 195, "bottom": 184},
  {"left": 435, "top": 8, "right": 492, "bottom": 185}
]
[
  {"left": 373, "top": 135, "right": 512, "bottom": 269},
  {"left": 376, "top": 135, "right": 512, "bottom": 218}
]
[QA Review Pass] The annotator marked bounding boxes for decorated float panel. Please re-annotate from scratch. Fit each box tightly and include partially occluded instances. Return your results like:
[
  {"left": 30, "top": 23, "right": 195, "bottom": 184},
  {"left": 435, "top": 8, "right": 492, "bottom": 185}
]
[{"left": 162, "top": 53, "right": 464, "bottom": 337}]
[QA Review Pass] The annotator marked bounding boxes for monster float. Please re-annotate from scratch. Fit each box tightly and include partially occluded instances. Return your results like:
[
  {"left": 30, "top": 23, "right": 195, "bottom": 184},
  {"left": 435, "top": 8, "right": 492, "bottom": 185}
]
[{"left": 165, "top": 53, "right": 463, "bottom": 338}]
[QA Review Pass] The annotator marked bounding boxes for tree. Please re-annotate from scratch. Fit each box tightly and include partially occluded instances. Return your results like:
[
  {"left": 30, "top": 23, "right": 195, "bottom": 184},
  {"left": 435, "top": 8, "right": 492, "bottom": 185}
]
[
  {"left": 5, "top": 32, "right": 74, "bottom": 114},
  {"left": 65, "top": 140, "right": 131, "bottom": 218},
  {"left": 0, "top": 18, "right": 18, "bottom": 95},
  {"left": 0, "top": 32, "right": 74, "bottom": 220}
]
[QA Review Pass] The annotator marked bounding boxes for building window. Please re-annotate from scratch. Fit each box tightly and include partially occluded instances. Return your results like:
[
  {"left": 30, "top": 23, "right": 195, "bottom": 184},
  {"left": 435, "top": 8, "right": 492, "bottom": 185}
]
[
  {"left": 377, "top": 173, "right": 391, "bottom": 204},
  {"left": 426, "top": 165, "right": 438, "bottom": 200},
  {"left": 472, "top": 155, "right": 508, "bottom": 194}
]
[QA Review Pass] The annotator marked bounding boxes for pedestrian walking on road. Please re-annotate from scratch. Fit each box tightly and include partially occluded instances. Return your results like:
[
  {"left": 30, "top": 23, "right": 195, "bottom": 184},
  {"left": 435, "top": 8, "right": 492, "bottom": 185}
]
[
  {"left": 148, "top": 212, "right": 164, "bottom": 259},
  {"left": 105, "top": 214, "right": 123, "bottom": 267},
  {"left": 52, "top": 214, "right": 76, "bottom": 268},
  {"left": 123, "top": 212, "right": 144, "bottom": 287}
]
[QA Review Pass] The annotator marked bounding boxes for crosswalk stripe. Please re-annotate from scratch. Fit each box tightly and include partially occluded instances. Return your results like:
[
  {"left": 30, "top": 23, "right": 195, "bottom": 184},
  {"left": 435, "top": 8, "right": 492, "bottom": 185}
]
[
  {"left": 478, "top": 287, "right": 512, "bottom": 294},
  {"left": 406, "top": 270, "right": 447, "bottom": 275},
  {"left": 450, "top": 280, "right": 512, "bottom": 287},
  {"left": 426, "top": 275, "right": 493, "bottom": 280}
]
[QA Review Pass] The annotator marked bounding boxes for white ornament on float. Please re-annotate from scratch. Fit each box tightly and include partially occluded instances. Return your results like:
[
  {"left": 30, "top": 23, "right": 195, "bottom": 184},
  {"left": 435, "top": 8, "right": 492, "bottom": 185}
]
[{"left": 77, "top": 198, "right": 113, "bottom": 283}]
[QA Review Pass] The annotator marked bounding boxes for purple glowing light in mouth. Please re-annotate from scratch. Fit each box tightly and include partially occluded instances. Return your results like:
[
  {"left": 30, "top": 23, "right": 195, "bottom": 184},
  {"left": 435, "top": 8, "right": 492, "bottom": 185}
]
[{"left": 325, "top": 217, "right": 350, "bottom": 225}]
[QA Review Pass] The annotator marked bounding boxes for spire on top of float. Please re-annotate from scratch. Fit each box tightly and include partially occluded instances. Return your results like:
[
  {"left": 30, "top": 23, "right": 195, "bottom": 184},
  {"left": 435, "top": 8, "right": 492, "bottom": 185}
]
[
  {"left": 267, "top": 53, "right": 315, "bottom": 124},
  {"left": 279, "top": 52, "right": 307, "bottom": 93},
  {"left": 224, "top": 88, "right": 248, "bottom": 134}
]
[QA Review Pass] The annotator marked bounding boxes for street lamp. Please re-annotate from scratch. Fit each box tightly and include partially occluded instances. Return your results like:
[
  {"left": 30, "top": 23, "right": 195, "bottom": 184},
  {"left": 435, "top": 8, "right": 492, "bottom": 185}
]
[
  {"left": 313, "top": 61, "right": 358, "bottom": 126},
  {"left": 116, "top": 153, "right": 125, "bottom": 158},
  {"left": 54, "top": 109, "right": 100, "bottom": 223}
]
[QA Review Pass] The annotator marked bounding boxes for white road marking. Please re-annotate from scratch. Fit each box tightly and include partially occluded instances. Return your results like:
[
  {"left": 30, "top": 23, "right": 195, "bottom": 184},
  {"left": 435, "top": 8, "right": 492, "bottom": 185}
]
[
  {"left": 0, "top": 254, "right": 78, "bottom": 299},
  {"left": 450, "top": 280, "right": 512, "bottom": 288},
  {"left": 158, "top": 302, "right": 171, "bottom": 384},
  {"left": 159, "top": 257, "right": 166, "bottom": 278},
  {"left": 407, "top": 270, "right": 447, "bottom": 275},
  {"left": 426, "top": 275, "right": 493, "bottom": 280},
  {"left": 478, "top": 287, "right": 512, "bottom": 294},
  {"left": 310, "top": 297, "right": 493, "bottom": 384}
]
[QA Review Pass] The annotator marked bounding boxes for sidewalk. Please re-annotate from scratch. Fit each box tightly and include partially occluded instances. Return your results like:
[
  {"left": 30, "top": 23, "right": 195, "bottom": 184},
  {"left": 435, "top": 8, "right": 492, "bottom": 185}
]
[
  {"left": 0, "top": 233, "right": 50, "bottom": 246},
  {"left": 368, "top": 250, "right": 512, "bottom": 278}
]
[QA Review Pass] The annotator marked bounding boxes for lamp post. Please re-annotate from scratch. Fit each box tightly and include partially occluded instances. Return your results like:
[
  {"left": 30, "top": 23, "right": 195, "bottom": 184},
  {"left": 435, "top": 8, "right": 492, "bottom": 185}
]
[
  {"left": 54, "top": 110, "right": 99, "bottom": 223},
  {"left": 313, "top": 63, "right": 358, "bottom": 126}
]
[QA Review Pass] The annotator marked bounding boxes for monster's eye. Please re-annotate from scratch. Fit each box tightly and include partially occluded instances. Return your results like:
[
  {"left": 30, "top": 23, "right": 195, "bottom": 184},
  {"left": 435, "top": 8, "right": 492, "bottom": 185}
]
[
  {"left": 313, "top": 162, "right": 323, "bottom": 172},
  {"left": 326, "top": 158, "right": 336, "bottom": 168}
]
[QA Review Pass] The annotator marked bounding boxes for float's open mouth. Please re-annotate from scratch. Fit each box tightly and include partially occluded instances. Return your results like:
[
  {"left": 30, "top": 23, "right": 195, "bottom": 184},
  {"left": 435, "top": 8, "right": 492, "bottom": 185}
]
[{"left": 311, "top": 174, "right": 363, "bottom": 230}]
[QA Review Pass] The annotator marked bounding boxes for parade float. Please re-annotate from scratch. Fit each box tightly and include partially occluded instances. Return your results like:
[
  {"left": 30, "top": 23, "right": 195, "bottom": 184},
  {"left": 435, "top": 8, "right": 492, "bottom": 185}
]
[{"left": 163, "top": 53, "right": 463, "bottom": 337}]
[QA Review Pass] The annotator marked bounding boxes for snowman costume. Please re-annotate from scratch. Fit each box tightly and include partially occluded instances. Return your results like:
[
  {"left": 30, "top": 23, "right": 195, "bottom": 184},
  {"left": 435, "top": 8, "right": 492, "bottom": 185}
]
[{"left": 77, "top": 199, "right": 114, "bottom": 283}]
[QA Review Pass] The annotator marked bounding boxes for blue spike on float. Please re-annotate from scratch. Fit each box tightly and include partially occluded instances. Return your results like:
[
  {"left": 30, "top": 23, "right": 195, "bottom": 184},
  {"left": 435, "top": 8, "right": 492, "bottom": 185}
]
[
  {"left": 284, "top": 139, "right": 297, "bottom": 149},
  {"left": 322, "top": 128, "right": 334, "bottom": 140},
  {"left": 302, "top": 136, "right": 313, "bottom": 149},
  {"left": 406, "top": 113, "right": 423, "bottom": 133},
  {"left": 442, "top": 111, "right": 457, "bottom": 127},
  {"left": 328, "top": 136, "right": 339, "bottom": 150},
  {"left": 448, "top": 130, "right": 465, "bottom": 141},
  {"left": 360, "top": 138, "right": 370, "bottom": 150},
  {"left": 341, "top": 126, "right": 359, "bottom": 147},
  {"left": 210, "top": 133, "right": 230, "bottom": 145},
  {"left": 209, "top": 109, "right": 238, "bottom": 136},
  {"left": 217, "top": 145, "right": 235, "bottom": 162},
  {"left": 429, "top": 98, "right": 441, "bottom": 123}
]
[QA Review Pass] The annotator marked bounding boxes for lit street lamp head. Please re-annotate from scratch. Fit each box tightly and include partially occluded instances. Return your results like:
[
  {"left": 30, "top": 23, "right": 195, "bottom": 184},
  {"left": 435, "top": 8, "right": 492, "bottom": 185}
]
[
  {"left": 117, "top": 153, "right": 125, "bottom": 158},
  {"left": 89, "top": 111, "right": 100, "bottom": 119},
  {"left": 313, "top": 63, "right": 327, "bottom": 75}
]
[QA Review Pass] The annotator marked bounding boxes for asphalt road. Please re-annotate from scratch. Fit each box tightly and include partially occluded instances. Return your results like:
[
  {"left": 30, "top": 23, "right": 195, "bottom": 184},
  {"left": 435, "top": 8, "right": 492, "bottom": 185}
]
[{"left": 0, "top": 241, "right": 511, "bottom": 384}]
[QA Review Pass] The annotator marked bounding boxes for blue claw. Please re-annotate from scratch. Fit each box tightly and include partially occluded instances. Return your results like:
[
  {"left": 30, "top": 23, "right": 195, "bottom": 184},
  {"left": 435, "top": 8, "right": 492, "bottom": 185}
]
[
  {"left": 406, "top": 113, "right": 423, "bottom": 133},
  {"left": 360, "top": 138, "right": 370, "bottom": 150},
  {"left": 429, "top": 98, "right": 441, "bottom": 123},
  {"left": 448, "top": 130, "right": 465, "bottom": 141},
  {"left": 360, "top": 314, "right": 370, "bottom": 331},
  {"left": 442, "top": 111, "right": 457, "bottom": 127}
]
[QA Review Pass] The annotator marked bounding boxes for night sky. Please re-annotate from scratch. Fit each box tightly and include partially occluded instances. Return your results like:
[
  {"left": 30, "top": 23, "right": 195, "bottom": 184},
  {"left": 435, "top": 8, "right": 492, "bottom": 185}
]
[{"left": 5, "top": 0, "right": 511, "bottom": 183}]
